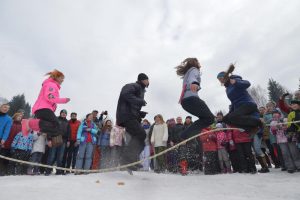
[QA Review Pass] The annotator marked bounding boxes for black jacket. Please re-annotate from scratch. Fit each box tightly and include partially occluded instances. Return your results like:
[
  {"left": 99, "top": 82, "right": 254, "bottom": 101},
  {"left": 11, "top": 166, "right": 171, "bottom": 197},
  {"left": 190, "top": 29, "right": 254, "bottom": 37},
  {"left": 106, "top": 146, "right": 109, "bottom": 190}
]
[
  {"left": 116, "top": 82, "right": 146, "bottom": 125},
  {"left": 57, "top": 116, "right": 71, "bottom": 141}
]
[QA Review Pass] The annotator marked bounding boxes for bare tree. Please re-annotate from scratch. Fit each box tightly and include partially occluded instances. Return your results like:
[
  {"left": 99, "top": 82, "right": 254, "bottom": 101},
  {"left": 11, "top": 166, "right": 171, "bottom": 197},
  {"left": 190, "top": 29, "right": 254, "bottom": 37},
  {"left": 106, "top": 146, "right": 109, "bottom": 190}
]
[{"left": 248, "top": 85, "right": 268, "bottom": 107}]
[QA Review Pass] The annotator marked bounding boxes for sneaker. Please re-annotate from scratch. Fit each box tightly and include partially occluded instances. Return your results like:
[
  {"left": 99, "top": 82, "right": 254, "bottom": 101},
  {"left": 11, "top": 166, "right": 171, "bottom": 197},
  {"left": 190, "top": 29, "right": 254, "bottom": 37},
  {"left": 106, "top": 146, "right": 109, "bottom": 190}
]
[{"left": 287, "top": 169, "right": 295, "bottom": 173}]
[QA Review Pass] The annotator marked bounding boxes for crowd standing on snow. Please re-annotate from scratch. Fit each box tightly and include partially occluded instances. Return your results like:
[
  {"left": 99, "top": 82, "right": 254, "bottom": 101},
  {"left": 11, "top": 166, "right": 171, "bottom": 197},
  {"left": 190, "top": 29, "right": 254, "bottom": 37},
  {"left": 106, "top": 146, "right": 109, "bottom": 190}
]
[
  {"left": 0, "top": 67, "right": 300, "bottom": 176},
  {"left": 0, "top": 90, "right": 300, "bottom": 176}
]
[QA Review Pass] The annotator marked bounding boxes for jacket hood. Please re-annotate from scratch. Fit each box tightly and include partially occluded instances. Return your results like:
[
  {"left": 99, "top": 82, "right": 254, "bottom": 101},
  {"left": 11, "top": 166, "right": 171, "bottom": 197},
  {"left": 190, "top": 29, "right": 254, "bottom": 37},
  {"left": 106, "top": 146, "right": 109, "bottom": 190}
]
[{"left": 42, "top": 78, "right": 61, "bottom": 89}]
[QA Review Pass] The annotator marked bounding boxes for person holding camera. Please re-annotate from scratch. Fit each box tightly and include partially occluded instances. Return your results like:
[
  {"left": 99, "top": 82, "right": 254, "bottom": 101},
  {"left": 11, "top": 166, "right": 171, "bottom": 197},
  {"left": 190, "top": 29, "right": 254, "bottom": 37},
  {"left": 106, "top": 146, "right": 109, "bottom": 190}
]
[{"left": 116, "top": 73, "right": 149, "bottom": 172}]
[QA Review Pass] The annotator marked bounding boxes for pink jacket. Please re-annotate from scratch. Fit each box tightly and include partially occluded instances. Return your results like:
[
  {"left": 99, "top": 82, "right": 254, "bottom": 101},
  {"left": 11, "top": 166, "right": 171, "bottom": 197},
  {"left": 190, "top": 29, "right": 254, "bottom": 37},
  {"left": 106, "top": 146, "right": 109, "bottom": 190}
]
[
  {"left": 216, "top": 131, "right": 228, "bottom": 149},
  {"left": 32, "top": 78, "right": 68, "bottom": 114}
]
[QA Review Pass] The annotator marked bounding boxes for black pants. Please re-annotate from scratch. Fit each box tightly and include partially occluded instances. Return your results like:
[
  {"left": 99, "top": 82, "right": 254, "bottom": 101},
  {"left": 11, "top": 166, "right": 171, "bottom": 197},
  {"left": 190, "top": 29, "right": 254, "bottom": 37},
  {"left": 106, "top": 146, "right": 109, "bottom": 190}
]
[
  {"left": 180, "top": 96, "right": 214, "bottom": 139},
  {"left": 120, "top": 119, "right": 146, "bottom": 166},
  {"left": 235, "top": 142, "right": 256, "bottom": 173},
  {"left": 62, "top": 141, "right": 79, "bottom": 170},
  {"left": 223, "top": 104, "right": 262, "bottom": 131},
  {"left": 0, "top": 148, "right": 11, "bottom": 176},
  {"left": 35, "top": 108, "right": 60, "bottom": 136}
]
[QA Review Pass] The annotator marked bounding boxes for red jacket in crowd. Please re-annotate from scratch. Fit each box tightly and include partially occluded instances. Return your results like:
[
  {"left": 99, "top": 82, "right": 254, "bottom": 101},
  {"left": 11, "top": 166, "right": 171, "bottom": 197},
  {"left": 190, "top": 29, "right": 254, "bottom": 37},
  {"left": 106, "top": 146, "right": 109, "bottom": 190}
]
[
  {"left": 231, "top": 129, "right": 251, "bottom": 144},
  {"left": 199, "top": 128, "right": 217, "bottom": 152},
  {"left": 69, "top": 119, "right": 81, "bottom": 141},
  {"left": 3, "top": 120, "right": 22, "bottom": 149}
]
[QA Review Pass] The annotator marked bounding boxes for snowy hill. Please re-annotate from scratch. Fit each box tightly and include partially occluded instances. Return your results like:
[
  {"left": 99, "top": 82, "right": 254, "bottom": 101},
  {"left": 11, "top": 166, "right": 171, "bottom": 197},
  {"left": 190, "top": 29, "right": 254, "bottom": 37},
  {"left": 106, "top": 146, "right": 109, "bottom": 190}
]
[{"left": 1, "top": 169, "right": 299, "bottom": 200}]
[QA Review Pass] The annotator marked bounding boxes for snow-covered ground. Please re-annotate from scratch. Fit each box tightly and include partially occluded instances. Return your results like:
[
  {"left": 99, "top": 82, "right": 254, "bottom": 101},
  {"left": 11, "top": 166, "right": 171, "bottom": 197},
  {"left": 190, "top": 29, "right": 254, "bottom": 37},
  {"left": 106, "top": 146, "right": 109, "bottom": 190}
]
[{"left": 1, "top": 168, "right": 300, "bottom": 200}]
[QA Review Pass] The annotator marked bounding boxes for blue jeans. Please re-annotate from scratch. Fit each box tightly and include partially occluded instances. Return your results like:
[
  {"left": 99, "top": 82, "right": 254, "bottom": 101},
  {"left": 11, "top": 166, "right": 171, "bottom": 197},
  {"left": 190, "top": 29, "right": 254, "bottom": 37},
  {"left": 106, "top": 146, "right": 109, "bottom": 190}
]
[
  {"left": 46, "top": 143, "right": 66, "bottom": 174},
  {"left": 253, "top": 134, "right": 264, "bottom": 157},
  {"left": 76, "top": 142, "right": 94, "bottom": 170}
]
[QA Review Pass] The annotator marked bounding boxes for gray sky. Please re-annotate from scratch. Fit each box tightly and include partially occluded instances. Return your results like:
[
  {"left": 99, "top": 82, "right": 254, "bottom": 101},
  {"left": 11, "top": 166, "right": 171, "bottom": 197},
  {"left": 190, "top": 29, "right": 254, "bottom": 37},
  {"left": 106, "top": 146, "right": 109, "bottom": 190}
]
[{"left": 0, "top": 0, "right": 299, "bottom": 122}]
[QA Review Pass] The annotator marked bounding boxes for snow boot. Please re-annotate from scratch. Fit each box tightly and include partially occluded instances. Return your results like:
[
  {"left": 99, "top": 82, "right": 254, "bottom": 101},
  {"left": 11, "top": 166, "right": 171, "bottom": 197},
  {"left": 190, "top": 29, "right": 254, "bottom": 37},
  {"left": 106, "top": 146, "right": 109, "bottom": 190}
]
[{"left": 257, "top": 156, "right": 270, "bottom": 173}]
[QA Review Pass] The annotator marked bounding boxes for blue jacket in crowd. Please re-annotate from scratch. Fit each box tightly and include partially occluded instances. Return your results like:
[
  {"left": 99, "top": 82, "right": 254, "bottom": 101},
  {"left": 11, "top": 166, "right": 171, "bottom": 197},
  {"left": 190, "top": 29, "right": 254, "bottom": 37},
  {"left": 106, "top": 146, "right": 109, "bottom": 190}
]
[
  {"left": 11, "top": 132, "right": 34, "bottom": 152},
  {"left": 0, "top": 113, "right": 12, "bottom": 141}
]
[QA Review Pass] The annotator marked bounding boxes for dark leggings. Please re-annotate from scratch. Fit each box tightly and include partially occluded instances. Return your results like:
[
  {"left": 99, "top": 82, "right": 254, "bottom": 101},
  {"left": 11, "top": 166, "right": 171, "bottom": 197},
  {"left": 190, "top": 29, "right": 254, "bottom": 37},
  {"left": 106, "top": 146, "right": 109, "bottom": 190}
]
[
  {"left": 223, "top": 103, "right": 262, "bottom": 130},
  {"left": 121, "top": 119, "right": 146, "bottom": 165},
  {"left": 180, "top": 96, "right": 214, "bottom": 139},
  {"left": 35, "top": 108, "right": 60, "bottom": 136}
]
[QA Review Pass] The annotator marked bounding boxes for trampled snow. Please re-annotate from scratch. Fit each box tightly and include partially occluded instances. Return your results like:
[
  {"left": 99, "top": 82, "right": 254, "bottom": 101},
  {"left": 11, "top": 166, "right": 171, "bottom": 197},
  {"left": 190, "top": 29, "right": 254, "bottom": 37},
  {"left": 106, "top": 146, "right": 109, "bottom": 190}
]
[{"left": 0, "top": 169, "right": 299, "bottom": 200}]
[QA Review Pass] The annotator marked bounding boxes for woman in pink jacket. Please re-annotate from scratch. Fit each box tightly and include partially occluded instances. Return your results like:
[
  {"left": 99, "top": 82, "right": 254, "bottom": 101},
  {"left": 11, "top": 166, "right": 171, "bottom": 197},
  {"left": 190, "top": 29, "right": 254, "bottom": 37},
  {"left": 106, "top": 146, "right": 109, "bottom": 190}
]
[{"left": 26, "top": 69, "right": 70, "bottom": 137}]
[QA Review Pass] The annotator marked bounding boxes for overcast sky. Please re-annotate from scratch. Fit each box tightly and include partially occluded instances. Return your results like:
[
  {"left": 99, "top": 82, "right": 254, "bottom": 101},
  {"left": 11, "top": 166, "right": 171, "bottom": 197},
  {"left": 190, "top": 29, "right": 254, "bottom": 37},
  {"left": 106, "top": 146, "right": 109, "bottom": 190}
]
[{"left": 0, "top": 0, "right": 299, "bottom": 122}]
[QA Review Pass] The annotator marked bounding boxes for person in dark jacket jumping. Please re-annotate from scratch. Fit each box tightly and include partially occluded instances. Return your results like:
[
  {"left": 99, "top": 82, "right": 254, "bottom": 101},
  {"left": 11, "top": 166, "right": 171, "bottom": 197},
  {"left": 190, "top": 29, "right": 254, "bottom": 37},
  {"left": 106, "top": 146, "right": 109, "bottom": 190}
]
[
  {"left": 217, "top": 70, "right": 262, "bottom": 134},
  {"left": 116, "top": 73, "right": 149, "bottom": 172}
]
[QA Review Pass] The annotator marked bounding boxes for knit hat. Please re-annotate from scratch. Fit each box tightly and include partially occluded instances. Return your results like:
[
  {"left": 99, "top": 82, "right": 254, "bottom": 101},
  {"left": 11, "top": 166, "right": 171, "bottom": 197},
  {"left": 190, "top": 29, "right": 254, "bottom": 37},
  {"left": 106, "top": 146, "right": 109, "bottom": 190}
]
[
  {"left": 217, "top": 71, "right": 226, "bottom": 79},
  {"left": 60, "top": 109, "right": 67, "bottom": 114},
  {"left": 137, "top": 73, "right": 149, "bottom": 81},
  {"left": 0, "top": 98, "right": 9, "bottom": 107}
]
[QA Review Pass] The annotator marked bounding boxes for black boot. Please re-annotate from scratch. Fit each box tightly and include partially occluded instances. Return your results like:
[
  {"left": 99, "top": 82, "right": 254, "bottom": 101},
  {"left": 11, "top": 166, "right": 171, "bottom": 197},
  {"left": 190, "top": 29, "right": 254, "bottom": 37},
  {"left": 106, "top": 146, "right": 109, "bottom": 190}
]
[{"left": 257, "top": 156, "right": 270, "bottom": 173}]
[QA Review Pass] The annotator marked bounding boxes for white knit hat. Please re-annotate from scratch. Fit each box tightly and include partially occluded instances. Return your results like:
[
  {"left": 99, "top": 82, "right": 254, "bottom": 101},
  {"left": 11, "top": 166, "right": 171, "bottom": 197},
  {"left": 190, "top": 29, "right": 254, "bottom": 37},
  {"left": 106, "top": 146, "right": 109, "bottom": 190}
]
[{"left": 0, "top": 98, "right": 9, "bottom": 107}]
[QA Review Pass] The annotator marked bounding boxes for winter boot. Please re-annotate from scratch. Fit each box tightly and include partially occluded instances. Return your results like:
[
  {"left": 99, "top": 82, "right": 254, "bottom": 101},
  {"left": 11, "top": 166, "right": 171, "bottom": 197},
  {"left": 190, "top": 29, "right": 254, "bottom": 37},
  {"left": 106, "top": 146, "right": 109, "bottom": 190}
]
[
  {"left": 179, "top": 160, "right": 188, "bottom": 176},
  {"left": 257, "top": 156, "right": 270, "bottom": 173}
]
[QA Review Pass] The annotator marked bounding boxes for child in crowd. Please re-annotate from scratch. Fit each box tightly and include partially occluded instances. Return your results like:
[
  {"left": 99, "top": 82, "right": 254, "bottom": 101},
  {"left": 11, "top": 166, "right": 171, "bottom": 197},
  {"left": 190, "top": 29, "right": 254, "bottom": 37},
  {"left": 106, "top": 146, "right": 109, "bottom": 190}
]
[
  {"left": 110, "top": 123, "right": 125, "bottom": 168},
  {"left": 215, "top": 123, "right": 231, "bottom": 173},
  {"left": 273, "top": 99, "right": 300, "bottom": 173},
  {"left": 8, "top": 120, "right": 33, "bottom": 175},
  {"left": 199, "top": 127, "right": 219, "bottom": 175},
  {"left": 27, "top": 132, "right": 47, "bottom": 175}
]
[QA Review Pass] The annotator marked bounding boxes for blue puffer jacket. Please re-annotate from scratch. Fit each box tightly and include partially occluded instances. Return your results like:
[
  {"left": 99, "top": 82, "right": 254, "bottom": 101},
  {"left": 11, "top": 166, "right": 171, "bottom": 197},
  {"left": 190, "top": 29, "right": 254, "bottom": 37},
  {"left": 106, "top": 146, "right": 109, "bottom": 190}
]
[
  {"left": 77, "top": 120, "right": 98, "bottom": 145},
  {"left": 225, "top": 75, "right": 256, "bottom": 112},
  {"left": 0, "top": 113, "right": 12, "bottom": 141},
  {"left": 11, "top": 132, "right": 33, "bottom": 151}
]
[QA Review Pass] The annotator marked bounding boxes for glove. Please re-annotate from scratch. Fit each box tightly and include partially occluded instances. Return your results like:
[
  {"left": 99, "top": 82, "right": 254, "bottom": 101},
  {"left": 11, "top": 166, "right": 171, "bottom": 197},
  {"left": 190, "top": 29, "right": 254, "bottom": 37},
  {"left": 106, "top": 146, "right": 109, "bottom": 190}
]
[
  {"left": 142, "top": 100, "right": 147, "bottom": 106},
  {"left": 139, "top": 111, "right": 148, "bottom": 119}
]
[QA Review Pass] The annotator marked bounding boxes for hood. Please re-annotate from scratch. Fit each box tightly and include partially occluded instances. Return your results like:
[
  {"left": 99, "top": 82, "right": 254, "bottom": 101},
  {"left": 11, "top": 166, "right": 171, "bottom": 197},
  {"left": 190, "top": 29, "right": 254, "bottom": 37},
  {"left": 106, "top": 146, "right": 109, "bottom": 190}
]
[{"left": 42, "top": 78, "right": 61, "bottom": 89}]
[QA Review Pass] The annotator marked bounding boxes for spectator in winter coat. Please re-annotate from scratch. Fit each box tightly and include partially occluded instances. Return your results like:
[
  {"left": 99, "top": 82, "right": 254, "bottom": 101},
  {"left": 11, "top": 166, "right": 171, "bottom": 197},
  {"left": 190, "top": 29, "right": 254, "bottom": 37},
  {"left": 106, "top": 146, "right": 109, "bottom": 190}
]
[
  {"left": 226, "top": 128, "right": 240, "bottom": 173},
  {"left": 263, "top": 102, "right": 281, "bottom": 168},
  {"left": 199, "top": 127, "right": 219, "bottom": 175},
  {"left": 27, "top": 69, "right": 70, "bottom": 138},
  {"left": 98, "top": 120, "right": 112, "bottom": 169},
  {"left": 151, "top": 114, "right": 168, "bottom": 173},
  {"left": 139, "top": 119, "right": 151, "bottom": 171},
  {"left": 0, "top": 100, "right": 12, "bottom": 176},
  {"left": 110, "top": 123, "right": 125, "bottom": 168},
  {"left": 8, "top": 120, "right": 33, "bottom": 175},
  {"left": 278, "top": 99, "right": 300, "bottom": 173},
  {"left": 231, "top": 129, "right": 256, "bottom": 173},
  {"left": 215, "top": 123, "right": 231, "bottom": 173},
  {"left": 45, "top": 109, "right": 70, "bottom": 175},
  {"left": 168, "top": 117, "right": 186, "bottom": 174},
  {"left": 278, "top": 91, "right": 300, "bottom": 115},
  {"left": 0, "top": 112, "right": 22, "bottom": 175},
  {"left": 63, "top": 112, "right": 81, "bottom": 172},
  {"left": 75, "top": 113, "right": 98, "bottom": 174},
  {"left": 176, "top": 58, "right": 214, "bottom": 140},
  {"left": 27, "top": 132, "right": 47, "bottom": 175},
  {"left": 0, "top": 99, "right": 12, "bottom": 148},
  {"left": 116, "top": 73, "right": 148, "bottom": 172}
]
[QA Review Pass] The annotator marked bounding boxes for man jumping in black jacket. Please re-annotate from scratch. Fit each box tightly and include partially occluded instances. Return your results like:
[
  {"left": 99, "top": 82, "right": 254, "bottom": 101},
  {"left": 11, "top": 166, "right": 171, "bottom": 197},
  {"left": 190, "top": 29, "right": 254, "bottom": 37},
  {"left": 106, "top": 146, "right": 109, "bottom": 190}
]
[{"left": 116, "top": 73, "right": 149, "bottom": 173}]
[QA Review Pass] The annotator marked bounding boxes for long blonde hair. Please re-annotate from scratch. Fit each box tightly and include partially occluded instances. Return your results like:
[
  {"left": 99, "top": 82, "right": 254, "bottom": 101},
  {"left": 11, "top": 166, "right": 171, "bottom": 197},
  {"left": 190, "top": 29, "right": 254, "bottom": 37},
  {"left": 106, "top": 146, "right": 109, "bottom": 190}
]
[{"left": 175, "top": 58, "right": 200, "bottom": 78}]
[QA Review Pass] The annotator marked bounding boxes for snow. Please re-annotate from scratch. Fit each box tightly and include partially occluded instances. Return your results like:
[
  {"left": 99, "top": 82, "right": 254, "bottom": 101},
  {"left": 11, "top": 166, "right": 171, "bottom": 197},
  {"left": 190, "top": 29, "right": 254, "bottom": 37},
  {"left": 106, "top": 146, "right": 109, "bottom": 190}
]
[{"left": 1, "top": 169, "right": 300, "bottom": 200}]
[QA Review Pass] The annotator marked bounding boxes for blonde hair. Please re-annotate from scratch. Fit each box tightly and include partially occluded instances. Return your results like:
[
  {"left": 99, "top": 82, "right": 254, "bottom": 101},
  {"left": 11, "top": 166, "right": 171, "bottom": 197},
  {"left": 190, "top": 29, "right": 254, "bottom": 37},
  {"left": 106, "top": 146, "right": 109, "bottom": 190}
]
[
  {"left": 12, "top": 112, "right": 22, "bottom": 120},
  {"left": 45, "top": 69, "right": 64, "bottom": 80},
  {"left": 155, "top": 114, "right": 165, "bottom": 123}
]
